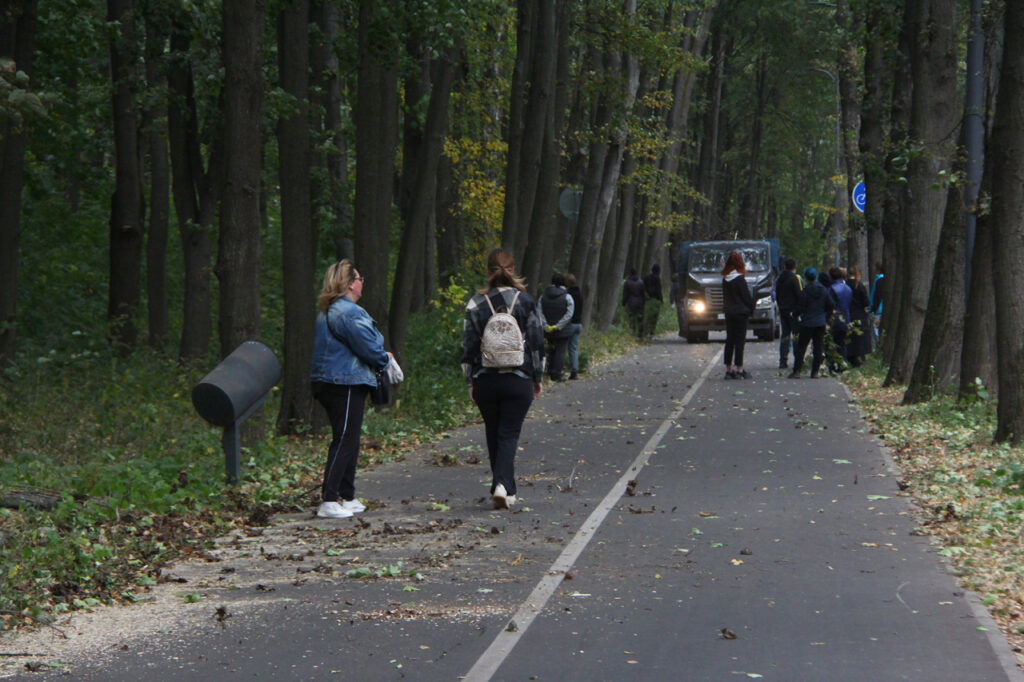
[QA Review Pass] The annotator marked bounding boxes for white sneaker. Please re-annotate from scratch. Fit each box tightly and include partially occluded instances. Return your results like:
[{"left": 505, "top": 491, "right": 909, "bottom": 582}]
[
  {"left": 316, "top": 501, "right": 353, "bottom": 519},
  {"left": 492, "top": 484, "right": 515, "bottom": 510},
  {"left": 341, "top": 498, "right": 366, "bottom": 513}
]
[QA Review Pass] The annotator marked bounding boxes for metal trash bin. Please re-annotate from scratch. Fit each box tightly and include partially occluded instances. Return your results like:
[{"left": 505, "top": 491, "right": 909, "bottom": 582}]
[{"left": 192, "top": 341, "right": 281, "bottom": 483}]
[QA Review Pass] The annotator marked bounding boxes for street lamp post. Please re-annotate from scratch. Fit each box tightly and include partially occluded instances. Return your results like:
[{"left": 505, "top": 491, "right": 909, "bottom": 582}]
[{"left": 807, "top": 66, "right": 843, "bottom": 267}]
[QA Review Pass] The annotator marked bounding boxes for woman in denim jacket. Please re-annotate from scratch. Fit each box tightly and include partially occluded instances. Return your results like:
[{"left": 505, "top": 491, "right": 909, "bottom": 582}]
[{"left": 310, "top": 259, "right": 391, "bottom": 519}]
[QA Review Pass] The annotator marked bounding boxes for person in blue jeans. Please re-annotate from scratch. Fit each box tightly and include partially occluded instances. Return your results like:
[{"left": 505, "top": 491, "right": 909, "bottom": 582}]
[{"left": 565, "top": 273, "right": 583, "bottom": 379}]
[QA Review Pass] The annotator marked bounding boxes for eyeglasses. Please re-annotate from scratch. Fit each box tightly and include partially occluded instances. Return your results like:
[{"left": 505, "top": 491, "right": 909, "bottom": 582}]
[{"left": 353, "top": 276, "right": 364, "bottom": 283}]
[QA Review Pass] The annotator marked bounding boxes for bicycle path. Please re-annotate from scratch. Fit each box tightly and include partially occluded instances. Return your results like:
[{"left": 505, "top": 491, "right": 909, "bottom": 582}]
[{"left": 3, "top": 335, "right": 1020, "bottom": 681}]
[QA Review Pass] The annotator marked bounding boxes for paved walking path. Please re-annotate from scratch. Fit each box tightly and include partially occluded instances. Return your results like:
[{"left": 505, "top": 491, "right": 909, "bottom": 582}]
[{"left": 3, "top": 335, "right": 1021, "bottom": 681}]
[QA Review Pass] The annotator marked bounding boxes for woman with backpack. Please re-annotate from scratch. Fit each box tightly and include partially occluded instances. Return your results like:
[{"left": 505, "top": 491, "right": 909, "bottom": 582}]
[{"left": 461, "top": 249, "right": 546, "bottom": 509}]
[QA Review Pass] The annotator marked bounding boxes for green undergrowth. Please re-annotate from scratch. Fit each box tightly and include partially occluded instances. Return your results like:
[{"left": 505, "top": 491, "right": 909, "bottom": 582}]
[
  {"left": 843, "top": 358, "right": 1024, "bottom": 648},
  {"left": 0, "top": 289, "right": 640, "bottom": 631}
]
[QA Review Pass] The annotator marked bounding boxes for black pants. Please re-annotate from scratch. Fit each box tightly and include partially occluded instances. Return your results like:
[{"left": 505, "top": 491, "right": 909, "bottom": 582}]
[
  {"left": 546, "top": 335, "right": 570, "bottom": 379},
  {"left": 793, "top": 326, "right": 826, "bottom": 375},
  {"left": 472, "top": 373, "right": 534, "bottom": 496},
  {"left": 723, "top": 314, "right": 748, "bottom": 367},
  {"left": 779, "top": 310, "right": 798, "bottom": 363},
  {"left": 313, "top": 382, "right": 368, "bottom": 502}
]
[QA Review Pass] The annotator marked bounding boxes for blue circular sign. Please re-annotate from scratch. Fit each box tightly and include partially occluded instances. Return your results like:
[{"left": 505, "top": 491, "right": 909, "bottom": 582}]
[{"left": 852, "top": 182, "right": 866, "bottom": 213}]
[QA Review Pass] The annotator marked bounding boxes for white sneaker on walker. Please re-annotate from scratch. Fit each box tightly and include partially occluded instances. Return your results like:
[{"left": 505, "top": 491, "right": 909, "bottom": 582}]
[
  {"left": 317, "top": 501, "right": 353, "bottom": 518},
  {"left": 341, "top": 498, "right": 366, "bottom": 513},
  {"left": 492, "top": 484, "right": 515, "bottom": 510}
]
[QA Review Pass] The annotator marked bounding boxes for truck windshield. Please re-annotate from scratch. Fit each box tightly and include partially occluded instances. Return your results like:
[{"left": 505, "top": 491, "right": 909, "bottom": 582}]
[{"left": 689, "top": 247, "right": 770, "bottom": 273}]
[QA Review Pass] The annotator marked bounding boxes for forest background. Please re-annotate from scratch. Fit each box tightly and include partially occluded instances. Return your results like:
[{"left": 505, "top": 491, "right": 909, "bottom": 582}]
[{"left": 1, "top": 0, "right": 1024, "bottom": 651}]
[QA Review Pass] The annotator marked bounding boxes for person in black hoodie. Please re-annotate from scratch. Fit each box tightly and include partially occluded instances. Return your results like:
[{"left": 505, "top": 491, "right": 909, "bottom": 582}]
[
  {"left": 622, "top": 269, "right": 646, "bottom": 339},
  {"left": 722, "top": 252, "right": 755, "bottom": 379},
  {"left": 789, "top": 268, "right": 835, "bottom": 379},
  {"left": 775, "top": 257, "right": 802, "bottom": 369},
  {"left": 540, "top": 273, "right": 575, "bottom": 382},
  {"left": 642, "top": 264, "right": 664, "bottom": 339}
]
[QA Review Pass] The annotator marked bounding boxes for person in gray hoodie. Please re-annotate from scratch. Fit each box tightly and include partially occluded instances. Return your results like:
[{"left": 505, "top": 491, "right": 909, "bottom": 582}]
[{"left": 540, "top": 273, "right": 575, "bottom": 381}]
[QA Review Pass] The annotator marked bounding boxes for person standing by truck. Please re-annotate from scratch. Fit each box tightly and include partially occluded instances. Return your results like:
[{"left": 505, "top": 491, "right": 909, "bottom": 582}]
[
  {"left": 722, "top": 253, "right": 754, "bottom": 379},
  {"left": 775, "top": 258, "right": 801, "bottom": 369},
  {"left": 642, "top": 264, "right": 663, "bottom": 339}
]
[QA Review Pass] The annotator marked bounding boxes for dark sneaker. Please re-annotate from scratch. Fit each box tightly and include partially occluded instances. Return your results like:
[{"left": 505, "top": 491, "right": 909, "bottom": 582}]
[
  {"left": 569, "top": 371, "right": 578, "bottom": 380},
  {"left": 724, "top": 371, "right": 737, "bottom": 380},
  {"left": 788, "top": 370, "right": 800, "bottom": 379},
  {"left": 738, "top": 370, "right": 751, "bottom": 379},
  {"left": 779, "top": 360, "right": 788, "bottom": 369}
]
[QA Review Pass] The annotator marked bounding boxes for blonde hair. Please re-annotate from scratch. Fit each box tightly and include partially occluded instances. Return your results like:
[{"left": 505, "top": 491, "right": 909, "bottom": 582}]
[
  {"left": 318, "top": 259, "right": 356, "bottom": 313},
  {"left": 477, "top": 248, "right": 527, "bottom": 294}
]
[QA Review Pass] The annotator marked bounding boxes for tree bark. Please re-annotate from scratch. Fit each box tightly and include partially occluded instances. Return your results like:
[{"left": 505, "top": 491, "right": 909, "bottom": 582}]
[
  {"left": 990, "top": 0, "right": 1024, "bottom": 443},
  {"left": 275, "top": 0, "right": 317, "bottom": 435},
  {"left": 903, "top": 136, "right": 965, "bottom": 404},
  {"left": 858, "top": 0, "right": 896, "bottom": 281},
  {"left": 143, "top": 16, "right": 169, "bottom": 351},
  {"left": 958, "top": 1, "right": 1004, "bottom": 404},
  {"left": 885, "top": 0, "right": 958, "bottom": 386},
  {"left": 500, "top": 0, "right": 537, "bottom": 261},
  {"left": 217, "top": 0, "right": 265, "bottom": 356},
  {"left": 0, "top": 0, "right": 37, "bottom": 368},
  {"left": 167, "top": 16, "right": 216, "bottom": 361},
  {"left": 353, "top": 0, "right": 398, "bottom": 335},
  {"left": 107, "top": 0, "right": 144, "bottom": 353},
  {"left": 389, "top": 48, "right": 457, "bottom": 366}
]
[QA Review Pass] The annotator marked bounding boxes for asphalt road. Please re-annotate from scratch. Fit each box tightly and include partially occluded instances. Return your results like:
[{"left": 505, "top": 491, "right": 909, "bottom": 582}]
[{"left": 5, "top": 333, "right": 1022, "bottom": 681}]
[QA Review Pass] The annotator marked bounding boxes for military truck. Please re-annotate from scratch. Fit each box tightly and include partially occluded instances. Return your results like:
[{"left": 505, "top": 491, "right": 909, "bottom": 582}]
[{"left": 675, "top": 239, "right": 781, "bottom": 343}]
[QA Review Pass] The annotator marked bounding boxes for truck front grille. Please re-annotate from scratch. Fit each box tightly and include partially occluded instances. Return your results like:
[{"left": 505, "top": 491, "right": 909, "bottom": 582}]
[{"left": 706, "top": 286, "right": 723, "bottom": 309}]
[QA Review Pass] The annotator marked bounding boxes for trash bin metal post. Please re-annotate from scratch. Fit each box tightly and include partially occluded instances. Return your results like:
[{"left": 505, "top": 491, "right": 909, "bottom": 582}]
[{"left": 191, "top": 341, "right": 281, "bottom": 484}]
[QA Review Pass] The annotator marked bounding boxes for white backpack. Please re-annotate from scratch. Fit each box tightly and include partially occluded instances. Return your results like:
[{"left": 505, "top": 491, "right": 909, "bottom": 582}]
[{"left": 481, "top": 291, "right": 525, "bottom": 368}]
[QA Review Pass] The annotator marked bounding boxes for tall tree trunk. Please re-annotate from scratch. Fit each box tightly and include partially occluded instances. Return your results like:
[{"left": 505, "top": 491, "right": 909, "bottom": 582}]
[
  {"left": 596, "top": 150, "right": 637, "bottom": 330},
  {"left": 991, "top": 0, "right": 1024, "bottom": 443},
  {"left": 858, "top": 0, "right": 895, "bottom": 280},
  {"left": 903, "top": 135, "right": 965, "bottom": 404},
  {"left": 500, "top": 0, "right": 537, "bottom": 260},
  {"left": 0, "top": 0, "right": 37, "bottom": 368},
  {"left": 354, "top": 0, "right": 398, "bottom": 335},
  {"left": 885, "top": 1, "right": 958, "bottom": 385},
  {"left": 959, "top": 1, "right": 1003, "bottom": 403},
  {"left": 838, "top": 0, "right": 864, "bottom": 276},
  {"left": 107, "top": 0, "right": 144, "bottom": 353},
  {"left": 218, "top": 0, "right": 265, "bottom": 356},
  {"left": 167, "top": 17, "right": 216, "bottom": 361},
  {"left": 521, "top": 0, "right": 570, "bottom": 291},
  {"left": 275, "top": 0, "right": 316, "bottom": 435},
  {"left": 389, "top": 48, "right": 457, "bottom": 366},
  {"left": 144, "top": 17, "right": 169, "bottom": 351}
]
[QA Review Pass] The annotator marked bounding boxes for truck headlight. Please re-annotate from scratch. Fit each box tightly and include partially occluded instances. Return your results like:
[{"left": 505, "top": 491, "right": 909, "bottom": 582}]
[
  {"left": 687, "top": 299, "right": 706, "bottom": 314},
  {"left": 756, "top": 296, "right": 773, "bottom": 310}
]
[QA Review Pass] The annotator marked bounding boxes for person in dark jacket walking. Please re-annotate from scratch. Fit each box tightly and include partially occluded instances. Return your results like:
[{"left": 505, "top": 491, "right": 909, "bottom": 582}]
[
  {"left": 622, "top": 269, "right": 646, "bottom": 339},
  {"left": 642, "top": 264, "right": 663, "bottom": 339},
  {"left": 722, "top": 252, "right": 755, "bottom": 379},
  {"left": 789, "top": 268, "right": 835, "bottom": 379},
  {"left": 565, "top": 274, "right": 583, "bottom": 379},
  {"left": 540, "top": 273, "right": 575, "bottom": 382},
  {"left": 775, "top": 257, "right": 802, "bottom": 369},
  {"left": 462, "top": 249, "right": 545, "bottom": 509}
]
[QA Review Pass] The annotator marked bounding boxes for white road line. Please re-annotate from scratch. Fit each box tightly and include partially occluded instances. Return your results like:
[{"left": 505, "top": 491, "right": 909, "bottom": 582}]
[{"left": 463, "top": 348, "right": 724, "bottom": 681}]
